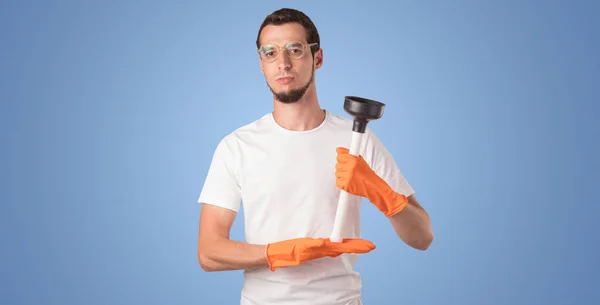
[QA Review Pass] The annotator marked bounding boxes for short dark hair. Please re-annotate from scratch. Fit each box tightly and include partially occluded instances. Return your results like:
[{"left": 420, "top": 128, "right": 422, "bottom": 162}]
[{"left": 256, "top": 8, "right": 320, "bottom": 55}]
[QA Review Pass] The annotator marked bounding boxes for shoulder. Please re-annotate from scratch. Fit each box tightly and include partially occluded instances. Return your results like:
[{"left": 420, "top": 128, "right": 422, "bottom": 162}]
[
  {"left": 213, "top": 113, "right": 273, "bottom": 150},
  {"left": 324, "top": 110, "right": 354, "bottom": 130},
  {"left": 325, "top": 110, "right": 381, "bottom": 140},
  {"left": 232, "top": 113, "right": 273, "bottom": 135}
]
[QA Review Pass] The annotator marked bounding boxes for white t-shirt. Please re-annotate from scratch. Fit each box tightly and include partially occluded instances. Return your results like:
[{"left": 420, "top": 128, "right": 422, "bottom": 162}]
[{"left": 198, "top": 110, "right": 415, "bottom": 305}]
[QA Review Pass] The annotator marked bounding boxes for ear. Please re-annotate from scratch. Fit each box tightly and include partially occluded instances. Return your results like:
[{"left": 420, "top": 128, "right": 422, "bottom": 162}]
[{"left": 314, "top": 48, "right": 324, "bottom": 69}]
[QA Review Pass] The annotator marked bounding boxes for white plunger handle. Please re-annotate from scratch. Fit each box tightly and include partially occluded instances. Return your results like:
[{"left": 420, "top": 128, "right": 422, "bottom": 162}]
[{"left": 330, "top": 131, "right": 363, "bottom": 242}]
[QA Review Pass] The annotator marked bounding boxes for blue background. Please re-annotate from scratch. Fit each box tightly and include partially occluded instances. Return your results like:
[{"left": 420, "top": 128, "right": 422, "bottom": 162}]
[{"left": 1, "top": 0, "right": 598, "bottom": 304}]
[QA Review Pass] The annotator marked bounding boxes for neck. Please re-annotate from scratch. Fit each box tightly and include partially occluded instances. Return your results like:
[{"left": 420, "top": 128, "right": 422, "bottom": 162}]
[{"left": 272, "top": 89, "right": 325, "bottom": 131}]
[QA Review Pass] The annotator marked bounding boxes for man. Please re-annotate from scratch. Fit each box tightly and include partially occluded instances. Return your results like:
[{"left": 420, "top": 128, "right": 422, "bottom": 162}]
[{"left": 196, "top": 8, "right": 434, "bottom": 305}]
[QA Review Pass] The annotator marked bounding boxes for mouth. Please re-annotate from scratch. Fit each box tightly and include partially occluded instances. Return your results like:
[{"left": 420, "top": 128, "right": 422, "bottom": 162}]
[{"left": 276, "top": 76, "right": 294, "bottom": 84}]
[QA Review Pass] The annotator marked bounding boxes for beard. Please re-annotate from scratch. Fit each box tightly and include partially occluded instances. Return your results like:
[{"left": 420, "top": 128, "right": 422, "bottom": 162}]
[{"left": 267, "top": 67, "right": 315, "bottom": 104}]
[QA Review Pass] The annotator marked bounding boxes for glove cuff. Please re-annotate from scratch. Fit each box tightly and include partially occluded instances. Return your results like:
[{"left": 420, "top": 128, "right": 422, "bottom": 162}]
[
  {"left": 265, "top": 243, "right": 277, "bottom": 272},
  {"left": 364, "top": 173, "right": 409, "bottom": 217}
]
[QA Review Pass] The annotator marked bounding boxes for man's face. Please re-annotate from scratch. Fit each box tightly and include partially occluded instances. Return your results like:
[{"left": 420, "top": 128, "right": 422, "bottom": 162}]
[{"left": 258, "top": 23, "right": 322, "bottom": 103}]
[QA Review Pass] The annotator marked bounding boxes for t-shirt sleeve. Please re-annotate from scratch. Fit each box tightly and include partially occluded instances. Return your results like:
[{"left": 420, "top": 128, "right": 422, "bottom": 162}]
[
  {"left": 362, "top": 128, "right": 415, "bottom": 197},
  {"left": 197, "top": 135, "right": 242, "bottom": 212}
]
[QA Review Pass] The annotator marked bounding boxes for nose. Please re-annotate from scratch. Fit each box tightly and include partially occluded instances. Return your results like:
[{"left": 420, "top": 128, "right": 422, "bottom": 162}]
[{"left": 277, "top": 51, "right": 292, "bottom": 70}]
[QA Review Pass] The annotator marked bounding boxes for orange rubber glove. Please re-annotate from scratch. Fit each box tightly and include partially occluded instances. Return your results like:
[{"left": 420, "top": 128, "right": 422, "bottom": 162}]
[
  {"left": 335, "top": 147, "right": 408, "bottom": 217},
  {"left": 265, "top": 237, "right": 375, "bottom": 271}
]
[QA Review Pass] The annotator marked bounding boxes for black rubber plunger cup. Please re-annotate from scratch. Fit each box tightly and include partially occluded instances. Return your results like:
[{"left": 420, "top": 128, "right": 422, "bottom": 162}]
[
  {"left": 330, "top": 96, "right": 386, "bottom": 242},
  {"left": 344, "top": 96, "right": 386, "bottom": 133}
]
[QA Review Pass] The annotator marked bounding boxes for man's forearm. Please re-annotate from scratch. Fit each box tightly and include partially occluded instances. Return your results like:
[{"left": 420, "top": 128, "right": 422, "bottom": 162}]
[
  {"left": 388, "top": 196, "right": 434, "bottom": 250},
  {"left": 198, "top": 238, "right": 268, "bottom": 272}
]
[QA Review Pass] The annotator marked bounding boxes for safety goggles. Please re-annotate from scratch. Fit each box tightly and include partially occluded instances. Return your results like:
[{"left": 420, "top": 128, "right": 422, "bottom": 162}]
[{"left": 257, "top": 41, "right": 319, "bottom": 62}]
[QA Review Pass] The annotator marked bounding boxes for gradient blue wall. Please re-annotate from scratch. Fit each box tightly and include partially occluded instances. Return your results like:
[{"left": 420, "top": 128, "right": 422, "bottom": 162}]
[{"left": 1, "top": 1, "right": 598, "bottom": 304}]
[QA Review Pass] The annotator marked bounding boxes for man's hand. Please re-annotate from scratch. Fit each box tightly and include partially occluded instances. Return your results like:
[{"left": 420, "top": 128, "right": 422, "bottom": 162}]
[
  {"left": 335, "top": 147, "right": 408, "bottom": 217},
  {"left": 335, "top": 147, "right": 434, "bottom": 250},
  {"left": 266, "top": 237, "right": 375, "bottom": 271}
]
